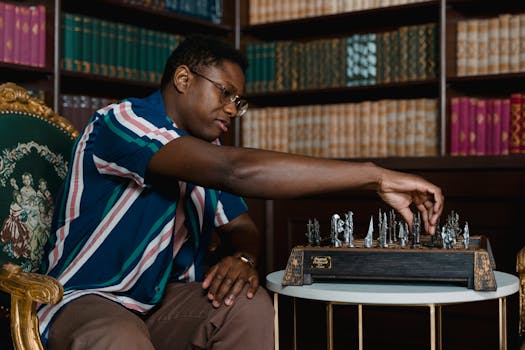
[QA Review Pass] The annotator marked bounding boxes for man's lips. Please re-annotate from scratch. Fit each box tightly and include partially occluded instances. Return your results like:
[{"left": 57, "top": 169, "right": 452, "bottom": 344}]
[{"left": 217, "top": 119, "right": 229, "bottom": 132}]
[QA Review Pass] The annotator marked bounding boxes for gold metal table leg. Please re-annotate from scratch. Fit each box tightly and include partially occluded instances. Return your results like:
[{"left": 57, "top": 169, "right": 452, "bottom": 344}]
[
  {"left": 437, "top": 305, "right": 442, "bottom": 350},
  {"left": 499, "top": 297, "right": 507, "bottom": 350},
  {"left": 293, "top": 298, "right": 297, "bottom": 350},
  {"left": 327, "top": 302, "right": 334, "bottom": 350},
  {"left": 358, "top": 304, "right": 363, "bottom": 350},
  {"left": 273, "top": 293, "right": 279, "bottom": 350},
  {"left": 429, "top": 304, "right": 436, "bottom": 350}
]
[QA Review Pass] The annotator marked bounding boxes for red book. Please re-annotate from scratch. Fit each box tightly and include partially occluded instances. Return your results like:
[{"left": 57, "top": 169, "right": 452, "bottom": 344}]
[
  {"left": 458, "top": 97, "right": 470, "bottom": 156},
  {"left": 450, "top": 97, "right": 460, "bottom": 156},
  {"left": 500, "top": 98, "right": 510, "bottom": 155},
  {"left": 510, "top": 93, "right": 522, "bottom": 154},
  {"left": 486, "top": 99, "right": 493, "bottom": 154},
  {"left": 522, "top": 93, "right": 525, "bottom": 153},
  {"left": 0, "top": 2, "right": 5, "bottom": 60},
  {"left": 13, "top": 5, "right": 21, "bottom": 63},
  {"left": 29, "top": 5, "right": 39, "bottom": 66},
  {"left": 468, "top": 97, "right": 477, "bottom": 155},
  {"left": 19, "top": 5, "right": 31, "bottom": 65},
  {"left": 492, "top": 99, "right": 502, "bottom": 155},
  {"left": 38, "top": 5, "right": 45, "bottom": 67},
  {"left": 3, "top": 2, "right": 15, "bottom": 63},
  {"left": 475, "top": 99, "right": 487, "bottom": 155}
]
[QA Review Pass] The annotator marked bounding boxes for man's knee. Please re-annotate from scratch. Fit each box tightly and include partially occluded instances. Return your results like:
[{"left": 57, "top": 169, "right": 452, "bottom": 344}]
[{"left": 231, "top": 287, "right": 274, "bottom": 325}]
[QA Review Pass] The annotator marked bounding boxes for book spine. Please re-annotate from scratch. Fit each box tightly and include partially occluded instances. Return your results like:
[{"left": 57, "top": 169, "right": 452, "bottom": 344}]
[
  {"left": 475, "top": 99, "right": 487, "bottom": 155},
  {"left": 29, "top": 6, "right": 39, "bottom": 66},
  {"left": 91, "top": 18, "right": 101, "bottom": 75},
  {"left": 521, "top": 93, "right": 525, "bottom": 153},
  {"left": 488, "top": 17, "right": 500, "bottom": 74},
  {"left": 492, "top": 98, "right": 502, "bottom": 156},
  {"left": 450, "top": 97, "right": 460, "bottom": 156},
  {"left": 81, "top": 16, "right": 92, "bottom": 74},
  {"left": 458, "top": 97, "right": 470, "bottom": 156},
  {"left": 456, "top": 21, "right": 467, "bottom": 76},
  {"left": 62, "top": 13, "right": 73, "bottom": 70},
  {"left": 510, "top": 93, "right": 522, "bottom": 154},
  {"left": 509, "top": 15, "right": 520, "bottom": 72},
  {"left": 500, "top": 98, "right": 510, "bottom": 155},
  {"left": 425, "top": 99, "right": 438, "bottom": 156},
  {"left": 19, "top": 5, "right": 31, "bottom": 65},
  {"left": 465, "top": 19, "right": 479, "bottom": 76},
  {"left": 520, "top": 14, "right": 525, "bottom": 72},
  {"left": 499, "top": 14, "right": 511, "bottom": 73},
  {"left": 3, "top": 3, "right": 15, "bottom": 63},
  {"left": 477, "top": 19, "right": 489, "bottom": 75}
]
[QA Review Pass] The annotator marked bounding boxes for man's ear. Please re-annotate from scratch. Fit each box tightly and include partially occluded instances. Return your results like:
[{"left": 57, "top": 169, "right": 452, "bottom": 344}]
[{"left": 173, "top": 65, "right": 191, "bottom": 93}]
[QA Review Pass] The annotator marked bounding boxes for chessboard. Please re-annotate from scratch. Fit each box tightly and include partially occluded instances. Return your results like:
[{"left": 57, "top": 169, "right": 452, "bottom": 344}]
[{"left": 281, "top": 235, "right": 496, "bottom": 291}]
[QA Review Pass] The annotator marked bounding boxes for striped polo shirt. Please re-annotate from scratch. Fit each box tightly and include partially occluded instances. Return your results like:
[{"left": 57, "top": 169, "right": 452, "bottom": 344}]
[{"left": 37, "top": 90, "right": 247, "bottom": 342}]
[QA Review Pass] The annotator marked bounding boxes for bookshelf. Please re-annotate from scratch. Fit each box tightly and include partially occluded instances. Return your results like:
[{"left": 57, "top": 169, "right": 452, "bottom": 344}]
[{"left": 0, "top": 0, "right": 238, "bottom": 137}]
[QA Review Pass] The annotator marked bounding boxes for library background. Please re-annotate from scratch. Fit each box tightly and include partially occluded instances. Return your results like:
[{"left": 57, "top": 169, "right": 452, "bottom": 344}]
[{"left": 1, "top": 0, "right": 524, "bottom": 349}]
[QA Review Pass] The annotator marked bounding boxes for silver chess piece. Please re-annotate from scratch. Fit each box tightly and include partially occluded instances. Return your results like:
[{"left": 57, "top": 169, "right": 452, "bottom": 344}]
[
  {"left": 463, "top": 222, "right": 470, "bottom": 249},
  {"left": 331, "top": 214, "right": 344, "bottom": 247},
  {"left": 364, "top": 215, "right": 374, "bottom": 248},
  {"left": 343, "top": 211, "right": 354, "bottom": 248}
]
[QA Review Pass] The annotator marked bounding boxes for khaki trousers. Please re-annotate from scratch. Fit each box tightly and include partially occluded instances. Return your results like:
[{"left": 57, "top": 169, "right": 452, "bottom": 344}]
[{"left": 47, "top": 282, "right": 274, "bottom": 350}]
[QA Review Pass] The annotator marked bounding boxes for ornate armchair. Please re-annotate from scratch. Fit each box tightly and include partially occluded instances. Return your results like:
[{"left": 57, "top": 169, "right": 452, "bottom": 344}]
[
  {"left": 0, "top": 83, "right": 78, "bottom": 350},
  {"left": 517, "top": 248, "right": 525, "bottom": 338}
]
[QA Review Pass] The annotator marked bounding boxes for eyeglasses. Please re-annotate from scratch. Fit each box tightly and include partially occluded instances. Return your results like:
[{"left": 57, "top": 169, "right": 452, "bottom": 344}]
[{"left": 190, "top": 68, "right": 248, "bottom": 117}]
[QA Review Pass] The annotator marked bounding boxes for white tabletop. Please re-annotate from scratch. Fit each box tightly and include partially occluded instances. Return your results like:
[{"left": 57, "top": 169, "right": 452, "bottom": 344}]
[{"left": 266, "top": 270, "right": 519, "bottom": 305}]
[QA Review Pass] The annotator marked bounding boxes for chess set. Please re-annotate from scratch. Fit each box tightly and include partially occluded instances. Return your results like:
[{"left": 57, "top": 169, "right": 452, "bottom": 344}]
[{"left": 282, "top": 211, "right": 497, "bottom": 291}]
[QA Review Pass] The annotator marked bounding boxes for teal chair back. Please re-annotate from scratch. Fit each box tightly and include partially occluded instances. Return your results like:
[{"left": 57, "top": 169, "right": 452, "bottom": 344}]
[{"left": 0, "top": 83, "right": 78, "bottom": 349}]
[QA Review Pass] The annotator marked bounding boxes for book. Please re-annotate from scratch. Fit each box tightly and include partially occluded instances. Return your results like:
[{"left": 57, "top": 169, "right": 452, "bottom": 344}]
[
  {"left": 477, "top": 19, "right": 489, "bottom": 75},
  {"left": 29, "top": 6, "right": 40, "bottom": 67},
  {"left": 499, "top": 14, "right": 511, "bottom": 73},
  {"left": 450, "top": 97, "right": 460, "bottom": 156},
  {"left": 458, "top": 97, "right": 470, "bottom": 156},
  {"left": 500, "top": 98, "right": 510, "bottom": 155},
  {"left": 475, "top": 99, "right": 487, "bottom": 155},
  {"left": 18, "top": 5, "right": 31, "bottom": 65},
  {"left": 3, "top": 2, "right": 15, "bottom": 62},
  {"left": 492, "top": 99, "right": 502, "bottom": 156},
  {"left": 487, "top": 17, "right": 500, "bottom": 74},
  {"left": 456, "top": 21, "right": 467, "bottom": 76},
  {"left": 465, "top": 19, "right": 479, "bottom": 76},
  {"left": 510, "top": 93, "right": 522, "bottom": 154},
  {"left": 509, "top": 15, "right": 520, "bottom": 72}
]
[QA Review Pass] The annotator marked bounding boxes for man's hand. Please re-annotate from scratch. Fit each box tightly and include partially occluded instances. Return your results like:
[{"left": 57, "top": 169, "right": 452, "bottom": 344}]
[
  {"left": 202, "top": 255, "right": 259, "bottom": 308},
  {"left": 376, "top": 169, "right": 444, "bottom": 235}
]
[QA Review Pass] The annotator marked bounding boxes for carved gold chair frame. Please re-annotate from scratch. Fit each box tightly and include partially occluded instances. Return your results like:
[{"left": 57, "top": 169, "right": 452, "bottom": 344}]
[{"left": 0, "top": 82, "right": 77, "bottom": 350}]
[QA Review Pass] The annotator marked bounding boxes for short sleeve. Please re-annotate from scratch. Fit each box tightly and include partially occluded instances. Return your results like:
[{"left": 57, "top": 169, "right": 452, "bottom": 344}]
[
  {"left": 92, "top": 100, "right": 181, "bottom": 187},
  {"left": 214, "top": 191, "right": 248, "bottom": 227}
]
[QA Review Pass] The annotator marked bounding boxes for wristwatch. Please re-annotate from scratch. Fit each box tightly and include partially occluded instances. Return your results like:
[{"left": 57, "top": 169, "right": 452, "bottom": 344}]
[{"left": 234, "top": 252, "right": 256, "bottom": 269}]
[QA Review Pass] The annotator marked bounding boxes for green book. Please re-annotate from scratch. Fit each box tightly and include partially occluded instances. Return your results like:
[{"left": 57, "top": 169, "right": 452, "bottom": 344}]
[
  {"left": 390, "top": 30, "right": 400, "bottom": 82},
  {"left": 146, "top": 29, "right": 156, "bottom": 83},
  {"left": 376, "top": 32, "right": 384, "bottom": 83},
  {"left": 72, "top": 14, "right": 83, "bottom": 72},
  {"left": 107, "top": 21, "right": 117, "bottom": 77},
  {"left": 245, "top": 43, "right": 257, "bottom": 93},
  {"left": 382, "top": 31, "right": 392, "bottom": 84},
  {"left": 127, "top": 25, "right": 138, "bottom": 80},
  {"left": 61, "top": 13, "right": 74, "bottom": 71},
  {"left": 138, "top": 27, "right": 148, "bottom": 82},
  {"left": 91, "top": 17, "right": 101, "bottom": 75},
  {"left": 398, "top": 26, "right": 409, "bottom": 82},
  {"left": 425, "top": 23, "right": 438, "bottom": 79},
  {"left": 407, "top": 25, "right": 419, "bottom": 81},
  {"left": 366, "top": 33, "right": 377, "bottom": 86},
  {"left": 81, "top": 16, "right": 92, "bottom": 74},
  {"left": 116, "top": 22, "right": 126, "bottom": 79}
]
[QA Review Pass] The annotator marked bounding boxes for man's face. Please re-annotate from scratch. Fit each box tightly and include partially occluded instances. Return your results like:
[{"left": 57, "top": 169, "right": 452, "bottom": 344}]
[{"left": 181, "top": 61, "right": 245, "bottom": 142}]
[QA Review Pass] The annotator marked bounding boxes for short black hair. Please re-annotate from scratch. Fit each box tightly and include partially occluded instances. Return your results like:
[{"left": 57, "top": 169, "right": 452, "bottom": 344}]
[{"left": 160, "top": 34, "right": 248, "bottom": 90}]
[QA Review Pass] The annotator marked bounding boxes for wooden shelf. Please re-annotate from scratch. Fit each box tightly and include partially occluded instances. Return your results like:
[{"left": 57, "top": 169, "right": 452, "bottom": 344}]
[
  {"left": 246, "top": 79, "right": 439, "bottom": 107},
  {"left": 360, "top": 154, "right": 525, "bottom": 171},
  {"left": 446, "top": 73, "right": 525, "bottom": 96},
  {"left": 0, "top": 62, "right": 52, "bottom": 82},
  {"left": 60, "top": 70, "right": 158, "bottom": 99},
  {"left": 243, "top": 1, "right": 439, "bottom": 40},
  {"left": 62, "top": 0, "right": 232, "bottom": 35}
]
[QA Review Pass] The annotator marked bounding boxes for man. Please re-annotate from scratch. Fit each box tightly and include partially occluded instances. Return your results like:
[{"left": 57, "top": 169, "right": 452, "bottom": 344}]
[{"left": 39, "top": 35, "right": 444, "bottom": 349}]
